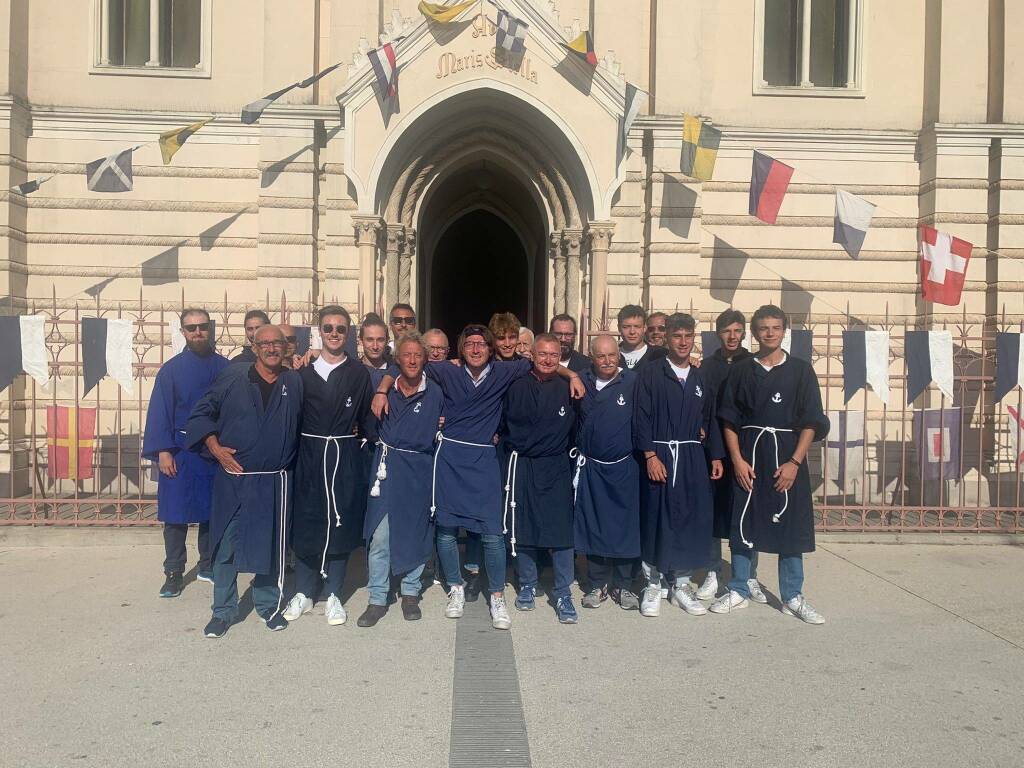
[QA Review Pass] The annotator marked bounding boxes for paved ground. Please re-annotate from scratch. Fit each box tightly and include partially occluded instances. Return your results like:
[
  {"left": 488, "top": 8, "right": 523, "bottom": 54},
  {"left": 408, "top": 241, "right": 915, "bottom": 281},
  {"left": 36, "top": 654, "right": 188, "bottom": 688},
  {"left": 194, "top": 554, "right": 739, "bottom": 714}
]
[{"left": 2, "top": 533, "right": 1023, "bottom": 768}]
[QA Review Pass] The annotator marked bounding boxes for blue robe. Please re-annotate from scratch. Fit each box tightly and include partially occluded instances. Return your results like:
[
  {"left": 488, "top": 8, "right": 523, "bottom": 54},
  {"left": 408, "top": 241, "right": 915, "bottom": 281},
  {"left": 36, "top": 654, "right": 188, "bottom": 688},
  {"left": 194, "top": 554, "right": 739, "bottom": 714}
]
[
  {"left": 633, "top": 358, "right": 724, "bottom": 572},
  {"left": 718, "top": 355, "right": 829, "bottom": 555},
  {"left": 364, "top": 378, "right": 444, "bottom": 574},
  {"left": 425, "top": 358, "right": 533, "bottom": 534},
  {"left": 573, "top": 369, "right": 642, "bottom": 559},
  {"left": 499, "top": 373, "right": 576, "bottom": 550},
  {"left": 562, "top": 350, "right": 591, "bottom": 374},
  {"left": 142, "top": 348, "right": 229, "bottom": 524},
  {"left": 184, "top": 364, "right": 303, "bottom": 575}
]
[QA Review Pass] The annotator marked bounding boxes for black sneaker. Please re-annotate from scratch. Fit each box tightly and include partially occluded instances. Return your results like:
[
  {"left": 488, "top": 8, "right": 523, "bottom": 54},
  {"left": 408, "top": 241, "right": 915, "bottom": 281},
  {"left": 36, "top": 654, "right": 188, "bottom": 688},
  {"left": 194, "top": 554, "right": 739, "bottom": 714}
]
[
  {"left": 264, "top": 612, "right": 289, "bottom": 632},
  {"left": 159, "top": 572, "right": 183, "bottom": 598},
  {"left": 464, "top": 570, "right": 482, "bottom": 603},
  {"left": 204, "top": 617, "right": 230, "bottom": 638}
]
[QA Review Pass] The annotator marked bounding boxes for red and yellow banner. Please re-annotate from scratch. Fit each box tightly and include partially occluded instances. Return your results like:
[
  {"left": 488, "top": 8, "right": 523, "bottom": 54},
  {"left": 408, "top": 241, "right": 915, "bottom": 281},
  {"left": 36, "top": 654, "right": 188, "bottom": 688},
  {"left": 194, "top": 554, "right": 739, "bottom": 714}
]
[{"left": 46, "top": 406, "right": 97, "bottom": 480}]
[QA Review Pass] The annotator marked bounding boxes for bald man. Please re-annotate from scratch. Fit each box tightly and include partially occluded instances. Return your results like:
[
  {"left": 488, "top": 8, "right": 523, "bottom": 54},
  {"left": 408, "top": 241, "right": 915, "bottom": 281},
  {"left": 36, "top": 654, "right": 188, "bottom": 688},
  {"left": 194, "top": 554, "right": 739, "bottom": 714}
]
[{"left": 423, "top": 328, "right": 451, "bottom": 362}]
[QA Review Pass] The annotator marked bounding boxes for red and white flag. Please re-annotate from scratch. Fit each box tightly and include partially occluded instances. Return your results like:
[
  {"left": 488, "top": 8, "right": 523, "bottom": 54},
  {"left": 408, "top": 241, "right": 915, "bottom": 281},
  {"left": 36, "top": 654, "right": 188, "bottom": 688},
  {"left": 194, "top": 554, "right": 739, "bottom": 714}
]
[
  {"left": 368, "top": 43, "right": 398, "bottom": 97},
  {"left": 1008, "top": 405, "right": 1024, "bottom": 467},
  {"left": 919, "top": 225, "right": 971, "bottom": 306}
]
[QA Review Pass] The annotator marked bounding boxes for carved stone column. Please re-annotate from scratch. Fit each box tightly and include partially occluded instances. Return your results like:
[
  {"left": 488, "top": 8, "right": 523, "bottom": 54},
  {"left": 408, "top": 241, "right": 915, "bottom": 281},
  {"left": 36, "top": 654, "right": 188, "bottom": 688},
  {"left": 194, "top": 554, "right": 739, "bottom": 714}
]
[
  {"left": 550, "top": 232, "right": 566, "bottom": 315},
  {"left": 385, "top": 224, "right": 405, "bottom": 310},
  {"left": 399, "top": 229, "right": 416, "bottom": 304},
  {"left": 352, "top": 216, "right": 382, "bottom": 318},
  {"left": 587, "top": 222, "right": 615, "bottom": 333},
  {"left": 563, "top": 228, "right": 584, "bottom": 324}
]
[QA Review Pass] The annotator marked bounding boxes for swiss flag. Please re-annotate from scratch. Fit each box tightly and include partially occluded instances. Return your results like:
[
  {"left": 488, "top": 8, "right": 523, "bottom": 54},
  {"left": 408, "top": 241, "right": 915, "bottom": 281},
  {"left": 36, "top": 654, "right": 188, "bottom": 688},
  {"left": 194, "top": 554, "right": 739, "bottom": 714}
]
[{"left": 919, "top": 225, "right": 971, "bottom": 306}]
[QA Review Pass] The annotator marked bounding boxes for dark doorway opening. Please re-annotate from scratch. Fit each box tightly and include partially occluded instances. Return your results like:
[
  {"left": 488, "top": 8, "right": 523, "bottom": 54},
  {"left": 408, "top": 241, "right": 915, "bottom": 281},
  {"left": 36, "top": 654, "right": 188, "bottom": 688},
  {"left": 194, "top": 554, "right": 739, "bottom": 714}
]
[{"left": 427, "top": 210, "right": 529, "bottom": 340}]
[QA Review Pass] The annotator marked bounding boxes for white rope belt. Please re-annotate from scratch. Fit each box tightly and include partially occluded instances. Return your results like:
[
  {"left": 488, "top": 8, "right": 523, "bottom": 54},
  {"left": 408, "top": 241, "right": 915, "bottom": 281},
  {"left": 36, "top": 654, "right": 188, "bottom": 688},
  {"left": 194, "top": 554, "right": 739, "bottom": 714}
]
[
  {"left": 301, "top": 432, "right": 360, "bottom": 577},
  {"left": 430, "top": 431, "right": 494, "bottom": 519},
  {"left": 226, "top": 467, "right": 288, "bottom": 620},
  {"left": 502, "top": 450, "right": 520, "bottom": 557},
  {"left": 737, "top": 425, "right": 794, "bottom": 550},
  {"left": 370, "top": 439, "right": 424, "bottom": 498},
  {"left": 652, "top": 439, "right": 702, "bottom": 487},
  {"left": 570, "top": 447, "right": 631, "bottom": 504}
]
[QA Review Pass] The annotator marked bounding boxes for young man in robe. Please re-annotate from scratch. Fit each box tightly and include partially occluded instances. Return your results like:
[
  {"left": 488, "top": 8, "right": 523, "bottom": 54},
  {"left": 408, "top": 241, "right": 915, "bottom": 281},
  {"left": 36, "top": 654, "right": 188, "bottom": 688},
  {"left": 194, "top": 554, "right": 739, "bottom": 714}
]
[
  {"left": 232, "top": 309, "right": 269, "bottom": 364},
  {"left": 645, "top": 312, "right": 668, "bottom": 348},
  {"left": 712, "top": 305, "right": 829, "bottom": 624},
  {"left": 185, "top": 324, "right": 304, "bottom": 638},
  {"left": 489, "top": 312, "right": 523, "bottom": 362},
  {"left": 633, "top": 313, "right": 724, "bottom": 618},
  {"left": 371, "top": 324, "right": 584, "bottom": 630},
  {"left": 619, "top": 305, "right": 668, "bottom": 371},
  {"left": 282, "top": 306, "right": 371, "bottom": 627},
  {"left": 359, "top": 313, "right": 392, "bottom": 380},
  {"left": 500, "top": 334, "right": 579, "bottom": 624},
  {"left": 576, "top": 335, "right": 641, "bottom": 611},
  {"left": 693, "top": 309, "right": 765, "bottom": 603},
  {"left": 549, "top": 314, "right": 591, "bottom": 373},
  {"left": 358, "top": 332, "right": 444, "bottom": 627},
  {"left": 144, "top": 308, "right": 229, "bottom": 597}
]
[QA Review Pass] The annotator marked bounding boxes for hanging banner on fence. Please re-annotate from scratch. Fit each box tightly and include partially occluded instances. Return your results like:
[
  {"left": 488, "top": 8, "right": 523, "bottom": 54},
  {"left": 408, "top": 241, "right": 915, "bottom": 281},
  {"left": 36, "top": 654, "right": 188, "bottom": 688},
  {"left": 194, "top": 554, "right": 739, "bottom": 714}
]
[
  {"left": 842, "top": 330, "right": 890, "bottom": 405},
  {"left": 0, "top": 314, "right": 49, "bottom": 393},
  {"left": 912, "top": 407, "right": 962, "bottom": 480},
  {"left": 825, "top": 409, "right": 865, "bottom": 495},
  {"left": 781, "top": 328, "right": 813, "bottom": 363},
  {"left": 46, "top": 405, "right": 97, "bottom": 481},
  {"left": 1007, "top": 405, "right": 1024, "bottom": 467},
  {"left": 905, "top": 330, "right": 954, "bottom": 403},
  {"left": 995, "top": 332, "right": 1024, "bottom": 402},
  {"left": 82, "top": 317, "right": 135, "bottom": 396}
]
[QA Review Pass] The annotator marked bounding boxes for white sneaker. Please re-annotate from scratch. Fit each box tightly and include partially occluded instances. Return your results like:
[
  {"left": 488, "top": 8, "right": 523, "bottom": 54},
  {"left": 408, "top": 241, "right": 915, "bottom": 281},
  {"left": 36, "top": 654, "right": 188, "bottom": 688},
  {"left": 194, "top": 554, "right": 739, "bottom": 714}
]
[
  {"left": 695, "top": 571, "right": 719, "bottom": 600},
  {"left": 640, "top": 584, "right": 662, "bottom": 617},
  {"left": 670, "top": 585, "right": 707, "bottom": 616},
  {"left": 445, "top": 585, "right": 466, "bottom": 619},
  {"left": 782, "top": 595, "right": 826, "bottom": 625},
  {"left": 709, "top": 590, "right": 749, "bottom": 614},
  {"left": 659, "top": 586, "right": 669, "bottom": 600},
  {"left": 282, "top": 593, "right": 313, "bottom": 621},
  {"left": 747, "top": 579, "right": 768, "bottom": 604},
  {"left": 324, "top": 593, "right": 347, "bottom": 625},
  {"left": 490, "top": 593, "right": 512, "bottom": 630}
]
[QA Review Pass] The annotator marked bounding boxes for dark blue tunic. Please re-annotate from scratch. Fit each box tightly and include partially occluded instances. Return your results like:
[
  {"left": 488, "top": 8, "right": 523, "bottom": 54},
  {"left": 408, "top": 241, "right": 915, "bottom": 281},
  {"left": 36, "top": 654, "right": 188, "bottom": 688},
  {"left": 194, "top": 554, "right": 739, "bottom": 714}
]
[
  {"left": 573, "top": 369, "right": 642, "bottom": 559},
  {"left": 142, "top": 348, "right": 229, "bottom": 524},
  {"left": 364, "top": 377, "right": 444, "bottom": 574},
  {"left": 425, "top": 358, "right": 533, "bottom": 534},
  {"left": 718, "top": 355, "right": 829, "bottom": 555},
  {"left": 562, "top": 350, "right": 591, "bottom": 374},
  {"left": 499, "top": 373, "right": 576, "bottom": 550},
  {"left": 633, "top": 358, "right": 724, "bottom": 572},
  {"left": 184, "top": 364, "right": 303, "bottom": 575}
]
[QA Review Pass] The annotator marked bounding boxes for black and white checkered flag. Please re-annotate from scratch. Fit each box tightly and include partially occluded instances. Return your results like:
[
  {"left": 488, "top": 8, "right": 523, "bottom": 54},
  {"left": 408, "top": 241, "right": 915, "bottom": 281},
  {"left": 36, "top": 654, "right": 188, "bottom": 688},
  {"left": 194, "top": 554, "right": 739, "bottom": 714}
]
[{"left": 496, "top": 9, "right": 528, "bottom": 54}]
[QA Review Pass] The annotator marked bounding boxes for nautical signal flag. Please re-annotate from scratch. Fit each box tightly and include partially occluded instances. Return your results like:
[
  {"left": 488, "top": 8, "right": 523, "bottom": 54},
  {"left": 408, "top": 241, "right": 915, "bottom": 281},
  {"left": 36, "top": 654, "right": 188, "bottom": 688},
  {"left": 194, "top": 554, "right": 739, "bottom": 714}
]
[
  {"left": 913, "top": 407, "right": 962, "bottom": 480},
  {"left": 81, "top": 317, "right": 135, "bottom": 396},
  {"left": 833, "top": 189, "right": 876, "bottom": 259},
  {"left": 86, "top": 146, "right": 140, "bottom": 193},
  {"left": 369, "top": 43, "right": 399, "bottom": 97},
  {"left": 563, "top": 31, "right": 597, "bottom": 67},
  {"left": 919, "top": 225, "right": 971, "bottom": 306},
  {"left": 681, "top": 115, "right": 721, "bottom": 182},
  {"left": 825, "top": 410, "right": 865, "bottom": 495},
  {"left": 0, "top": 314, "right": 50, "bottom": 393},
  {"left": 781, "top": 328, "right": 813, "bottom": 363},
  {"left": 241, "top": 63, "right": 343, "bottom": 124},
  {"left": 159, "top": 118, "right": 213, "bottom": 165},
  {"left": 46, "top": 405, "right": 97, "bottom": 481},
  {"left": 749, "top": 150, "right": 793, "bottom": 224},
  {"left": 496, "top": 9, "right": 529, "bottom": 55},
  {"left": 905, "top": 330, "right": 954, "bottom": 403},
  {"left": 995, "top": 333, "right": 1024, "bottom": 402},
  {"left": 1007, "top": 404, "right": 1024, "bottom": 467},
  {"left": 418, "top": 0, "right": 476, "bottom": 24},
  {"left": 11, "top": 174, "right": 54, "bottom": 195},
  {"left": 842, "top": 330, "right": 890, "bottom": 405}
]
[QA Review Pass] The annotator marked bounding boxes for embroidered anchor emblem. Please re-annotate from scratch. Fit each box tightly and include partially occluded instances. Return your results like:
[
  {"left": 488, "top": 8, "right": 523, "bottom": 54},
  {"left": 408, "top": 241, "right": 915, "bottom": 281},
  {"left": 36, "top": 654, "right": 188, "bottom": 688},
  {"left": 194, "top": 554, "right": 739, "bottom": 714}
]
[
  {"left": 694, "top": 385, "right": 703, "bottom": 398},
  {"left": 616, "top": 394, "right": 626, "bottom": 406},
  {"left": 772, "top": 392, "right": 782, "bottom": 404},
  {"left": 558, "top": 406, "right": 566, "bottom": 417},
  {"left": 413, "top": 402, "right": 422, "bottom": 413},
  {"left": 281, "top": 384, "right": 288, "bottom": 397},
  {"left": 345, "top": 396, "right": 353, "bottom": 408}
]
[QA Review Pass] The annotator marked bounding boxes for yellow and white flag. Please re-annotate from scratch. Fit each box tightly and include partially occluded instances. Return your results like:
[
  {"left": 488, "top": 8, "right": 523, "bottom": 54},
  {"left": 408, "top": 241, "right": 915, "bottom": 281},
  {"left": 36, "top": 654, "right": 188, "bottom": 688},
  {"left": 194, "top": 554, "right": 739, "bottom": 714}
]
[
  {"left": 418, "top": 1, "right": 476, "bottom": 24},
  {"left": 159, "top": 118, "right": 213, "bottom": 165}
]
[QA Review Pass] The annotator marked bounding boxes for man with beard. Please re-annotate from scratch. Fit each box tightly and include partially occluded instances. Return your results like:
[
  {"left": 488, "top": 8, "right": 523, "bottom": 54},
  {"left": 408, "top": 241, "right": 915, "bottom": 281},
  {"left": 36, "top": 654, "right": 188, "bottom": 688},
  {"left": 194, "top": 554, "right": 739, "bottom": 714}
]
[
  {"left": 387, "top": 303, "right": 417, "bottom": 353},
  {"left": 144, "top": 308, "right": 230, "bottom": 597},
  {"left": 490, "top": 312, "right": 523, "bottom": 362},
  {"left": 185, "top": 325, "right": 303, "bottom": 638},
  {"left": 232, "top": 309, "right": 269, "bottom": 364},
  {"left": 645, "top": 312, "right": 668, "bottom": 348},
  {"left": 549, "top": 314, "right": 590, "bottom": 373},
  {"left": 619, "top": 305, "right": 668, "bottom": 371},
  {"left": 283, "top": 306, "right": 371, "bottom": 627}
]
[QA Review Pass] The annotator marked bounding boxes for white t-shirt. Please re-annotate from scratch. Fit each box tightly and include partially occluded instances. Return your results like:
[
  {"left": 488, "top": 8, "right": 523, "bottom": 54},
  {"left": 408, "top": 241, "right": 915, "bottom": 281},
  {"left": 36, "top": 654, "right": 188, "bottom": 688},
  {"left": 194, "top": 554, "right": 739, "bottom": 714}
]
[
  {"left": 668, "top": 360, "right": 690, "bottom": 384},
  {"left": 621, "top": 344, "right": 648, "bottom": 369},
  {"left": 313, "top": 354, "right": 346, "bottom": 382},
  {"left": 468, "top": 363, "right": 492, "bottom": 388},
  {"left": 756, "top": 351, "right": 788, "bottom": 372}
]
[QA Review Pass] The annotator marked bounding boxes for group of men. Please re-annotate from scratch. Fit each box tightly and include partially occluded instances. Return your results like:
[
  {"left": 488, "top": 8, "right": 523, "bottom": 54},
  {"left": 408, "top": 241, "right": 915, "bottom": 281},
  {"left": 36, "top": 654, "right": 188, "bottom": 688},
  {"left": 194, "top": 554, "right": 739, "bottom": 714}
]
[{"left": 143, "top": 299, "right": 828, "bottom": 639}]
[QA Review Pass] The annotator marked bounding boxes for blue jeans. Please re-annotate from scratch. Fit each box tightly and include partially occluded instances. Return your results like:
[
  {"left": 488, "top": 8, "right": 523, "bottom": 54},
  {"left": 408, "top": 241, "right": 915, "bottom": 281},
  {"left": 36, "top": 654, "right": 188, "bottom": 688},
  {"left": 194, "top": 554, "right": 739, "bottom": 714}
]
[
  {"left": 709, "top": 541, "right": 758, "bottom": 578},
  {"left": 436, "top": 526, "right": 506, "bottom": 594},
  {"left": 367, "top": 516, "right": 425, "bottom": 606},
  {"left": 518, "top": 547, "right": 574, "bottom": 599},
  {"left": 729, "top": 550, "right": 803, "bottom": 602},
  {"left": 212, "top": 513, "right": 280, "bottom": 621},
  {"left": 642, "top": 561, "right": 692, "bottom": 589}
]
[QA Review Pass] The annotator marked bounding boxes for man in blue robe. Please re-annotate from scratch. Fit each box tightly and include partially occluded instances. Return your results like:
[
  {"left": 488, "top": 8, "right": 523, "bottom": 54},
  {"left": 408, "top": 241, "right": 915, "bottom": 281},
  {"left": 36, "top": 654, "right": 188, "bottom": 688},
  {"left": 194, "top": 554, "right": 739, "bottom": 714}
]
[
  {"left": 712, "top": 305, "right": 829, "bottom": 624},
  {"left": 358, "top": 332, "right": 444, "bottom": 627},
  {"left": 500, "top": 333, "right": 579, "bottom": 624},
  {"left": 550, "top": 314, "right": 591, "bottom": 373},
  {"left": 575, "top": 335, "right": 641, "bottom": 612},
  {"left": 185, "top": 324, "right": 303, "bottom": 639},
  {"left": 633, "top": 313, "right": 724, "bottom": 618},
  {"left": 619, "top": 305, "right": 668, "bottom": 371},
  {"left": 143, "top": 307, "right": 229, "bottom": 597}
]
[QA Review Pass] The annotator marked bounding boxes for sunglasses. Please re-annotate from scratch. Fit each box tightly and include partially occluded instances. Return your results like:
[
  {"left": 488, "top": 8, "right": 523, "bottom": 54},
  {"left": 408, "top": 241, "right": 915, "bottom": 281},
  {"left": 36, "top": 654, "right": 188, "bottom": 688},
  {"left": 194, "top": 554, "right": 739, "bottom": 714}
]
[
  {"left": 321, "top": 324, "right": 348, "bottom": 335},
  {"left": 183, "top": 322, "right": 210, "bottom": 332},
  {"left": 647, "top": 325, "right": 666, "bottom": 332},
  {"left": 390, "top": 316, "right": 416, "bottom": 326}
]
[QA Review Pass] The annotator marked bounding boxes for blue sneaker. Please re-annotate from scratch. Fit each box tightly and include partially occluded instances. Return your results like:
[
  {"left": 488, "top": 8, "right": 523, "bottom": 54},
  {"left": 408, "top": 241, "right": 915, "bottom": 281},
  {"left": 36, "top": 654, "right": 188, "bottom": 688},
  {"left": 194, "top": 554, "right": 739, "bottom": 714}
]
[
  {"left": 515, "top": 584, "right": 536, "bottom": 611},
  {"left": 555, "top": 596, "right": 579, "bottom": 624}
]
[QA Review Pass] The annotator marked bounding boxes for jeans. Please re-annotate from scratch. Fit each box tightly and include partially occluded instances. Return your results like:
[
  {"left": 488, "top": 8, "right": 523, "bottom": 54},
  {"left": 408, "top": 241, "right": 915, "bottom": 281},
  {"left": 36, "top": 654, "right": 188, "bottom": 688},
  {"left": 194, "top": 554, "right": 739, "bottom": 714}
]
[
  {"left": 642, "top": 561, "right": 692, "bottom": 590},
  {"left": 162, "top": 522, "right": 210, "bottom": 574},
  {"left": 729, "top": 550, "right": 804, "bottom": 602},
  {"left": 587, "top": 555, "right": 635, "bottom": 592},
  {"left": 463, "top": 532, "right": 481, "bottom": 573},
  {"left": 212, "top": 513, "right": 280, "bottom": 621},
  {"left": 708, "top": 540, "right": 759, "bottom": 578},
  {"left": 517, "top": 547, "right": 574, "bottom": 600},
  {"left": 367, "top": 516, "right": 425, "bottom": 606},
  {"left": 436, "top": 526, "right": 506, "bottom": 594},
  {"left": 294, "top": 553, "right": 348, "bottom": 601}
]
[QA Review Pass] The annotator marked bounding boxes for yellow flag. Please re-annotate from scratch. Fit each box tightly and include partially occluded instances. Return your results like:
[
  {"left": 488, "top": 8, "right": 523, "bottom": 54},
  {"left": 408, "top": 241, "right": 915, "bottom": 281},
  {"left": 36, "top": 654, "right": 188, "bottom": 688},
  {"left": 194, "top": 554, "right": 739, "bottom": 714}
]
[
  {"left": 159, "top": 118, "right": 213, "bottom": 165},
  {"left": 418, "top": 0, "right": 476, "bottom": 23}
]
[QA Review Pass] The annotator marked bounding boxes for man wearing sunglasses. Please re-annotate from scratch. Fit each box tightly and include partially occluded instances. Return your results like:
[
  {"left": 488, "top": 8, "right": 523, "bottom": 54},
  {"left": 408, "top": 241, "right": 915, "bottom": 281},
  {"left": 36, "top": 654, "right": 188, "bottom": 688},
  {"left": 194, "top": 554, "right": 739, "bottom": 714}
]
[
  {"left": 387, "top": 303, "right": 417, "bottom": 353},
  {"left": 284, "top": 306, "right": 372, "bottom": 628},
  {"left": 645, "top": 312, "right": 668, "bottom": 348},
  {"left": 144, "top": 308, "right": 230, "bottom": 598}
]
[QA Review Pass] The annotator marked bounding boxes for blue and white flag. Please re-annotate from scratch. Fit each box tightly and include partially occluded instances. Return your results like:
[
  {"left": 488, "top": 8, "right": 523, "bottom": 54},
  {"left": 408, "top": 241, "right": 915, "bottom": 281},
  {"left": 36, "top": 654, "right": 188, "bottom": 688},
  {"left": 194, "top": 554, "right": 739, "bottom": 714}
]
[
  {"left": 825, "top": 410, "right": 865, "bottom": 494},
  {"left": 913, "top": 407, "right": 962, "bottom": 480},
  {"left": 905, "top": 330, "right": 954, "bottom": 403},
  {"left": 781, "top": 328, "right": 813, "bottom": 363},
  {"left": 496, "top": 9, "right": 528, "bottom": 55},
  {"left": 843, "top": 330, "right": 890, "bottom": 405},
  {"left": 82, "top": 317, "right": 135, "bottom": 396},
  {"left": 995, "top": 332, "right": 1024, "bottom": 402},
  {"left": 833, "top": 189, "right": 876, "bottom": 259},
  {"left": 0, "top": 314, "right": 49, "bottom": 392}
]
